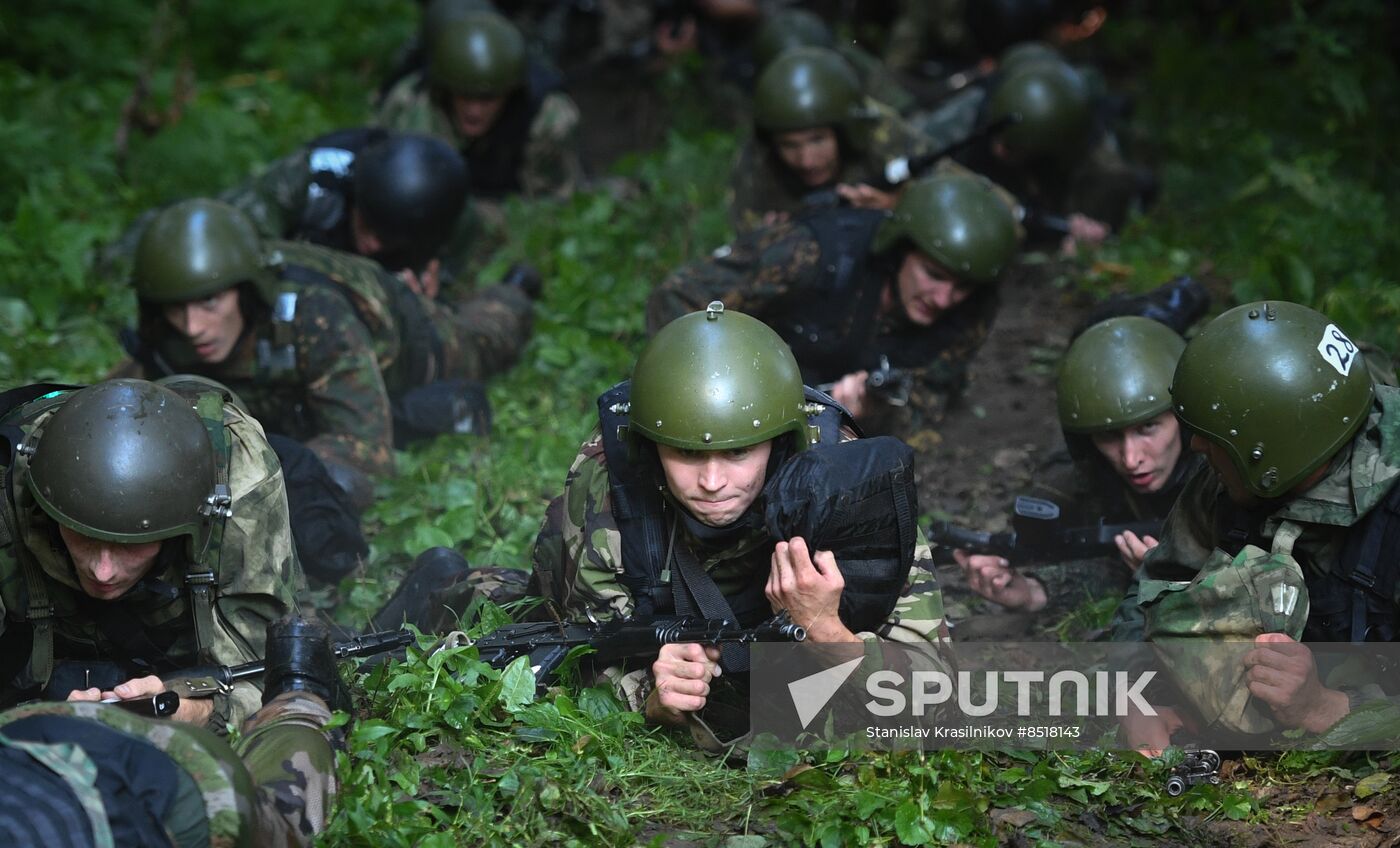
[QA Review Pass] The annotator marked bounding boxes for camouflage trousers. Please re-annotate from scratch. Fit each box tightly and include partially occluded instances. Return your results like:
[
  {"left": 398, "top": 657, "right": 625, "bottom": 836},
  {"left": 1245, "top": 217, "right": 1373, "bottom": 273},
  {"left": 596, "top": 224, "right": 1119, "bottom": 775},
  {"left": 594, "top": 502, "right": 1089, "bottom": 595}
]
[{"left": 0, "top": 692, "right": 335, "bottom": 847}]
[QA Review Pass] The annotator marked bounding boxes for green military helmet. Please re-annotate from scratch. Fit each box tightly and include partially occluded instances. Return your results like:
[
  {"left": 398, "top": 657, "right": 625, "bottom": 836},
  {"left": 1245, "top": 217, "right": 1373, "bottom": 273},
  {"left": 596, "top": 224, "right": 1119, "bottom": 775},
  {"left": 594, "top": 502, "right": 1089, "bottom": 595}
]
[
  {"left": 752, "top": 10, "right": 835, "bottom": 70},
  {"left": 23, "top": 379, "right": 221, "bottom": 550},
  {"left": 986, "top": 59, "right": 1092, "bottom": 162},
  {"left": 422, "top": 0, "right": 496, "bottom": 36},
  {"left": 133, "top": 198, "right": 268, "bottom": 304},
  {"left": 753, "top": 47, "right": 863, "bottom": 134},
  {"left": 629, "top": 302, "right": 813, "bottom": 452},
  {"left": 428, "top": 11, "right": 526, "bottom": 98},
  {"left": 872, "top": 173, "right": 1020, "bottom": 285},
  {"left": 998, "top": 40, "right": 1062, "bottom": 75},
  {"left": 1057, "top": 317, "right": 1185, "bottom": 434},
  {"left": 1172, "top": 301, "right": 1375, "bottom": 498}
]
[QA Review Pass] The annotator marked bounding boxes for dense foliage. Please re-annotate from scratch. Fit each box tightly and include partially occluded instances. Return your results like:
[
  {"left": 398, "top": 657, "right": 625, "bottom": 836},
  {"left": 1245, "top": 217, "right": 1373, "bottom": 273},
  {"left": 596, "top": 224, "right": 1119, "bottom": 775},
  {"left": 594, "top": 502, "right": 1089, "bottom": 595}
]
[{"left": 3, "top": 0, "right": 1398, "bottom": 844}]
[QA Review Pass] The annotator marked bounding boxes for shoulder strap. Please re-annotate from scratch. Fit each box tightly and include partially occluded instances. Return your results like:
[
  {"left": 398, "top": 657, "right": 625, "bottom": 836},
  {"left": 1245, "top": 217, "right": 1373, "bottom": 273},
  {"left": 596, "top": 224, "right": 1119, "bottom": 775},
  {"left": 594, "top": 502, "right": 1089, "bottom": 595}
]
[
  {"left": 1333, "top": 478, "right": 1400, "bottom": 642},
  {"left": 187, "top": 391, "right": 232, "bottom": 661},
  {"left": 597, "top": 381, "right": 672, "bottom": 617}
]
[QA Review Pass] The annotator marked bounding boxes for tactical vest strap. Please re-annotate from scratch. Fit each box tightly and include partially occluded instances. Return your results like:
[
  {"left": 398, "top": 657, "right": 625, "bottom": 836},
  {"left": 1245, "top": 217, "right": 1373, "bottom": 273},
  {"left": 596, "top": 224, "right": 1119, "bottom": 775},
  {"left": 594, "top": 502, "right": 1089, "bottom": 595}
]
[{"left": 1328, "top": 480, "right": 1400, "bottom": 643}]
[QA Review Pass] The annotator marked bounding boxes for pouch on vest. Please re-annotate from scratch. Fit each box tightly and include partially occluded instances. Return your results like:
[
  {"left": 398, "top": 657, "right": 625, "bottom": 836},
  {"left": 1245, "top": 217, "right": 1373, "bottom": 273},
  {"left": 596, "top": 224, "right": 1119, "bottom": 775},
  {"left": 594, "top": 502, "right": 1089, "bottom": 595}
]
[
  {"left": 762, "top": 436, "right": 918, "bottom": 633},
  {"left": 1143, "top": 521, "right": 1310, "bottom": 735}
]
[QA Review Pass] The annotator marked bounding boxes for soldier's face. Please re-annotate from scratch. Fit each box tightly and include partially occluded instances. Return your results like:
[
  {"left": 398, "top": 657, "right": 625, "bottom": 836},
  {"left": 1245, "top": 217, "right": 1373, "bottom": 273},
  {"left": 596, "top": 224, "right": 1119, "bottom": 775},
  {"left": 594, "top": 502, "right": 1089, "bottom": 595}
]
[
  {"left": 895, "top": 250, "right": 972, "bottom": 325},
  {"left": 772, "top": 127, "right": 840, "bottom": 187},
  {"left": 162, "top": 288, "right": 244, "bottom": 364},
  {"left": 450, "top": 94, "right": 507, "bottom": 138},
  {"left": 1091, "top": 411, "right": 1183, "bottom": 494},
  {"left": 656, "top": 440, "right": 773, "bottom": 527},
  {"left": 58, "top": 526, "right": 161, "bottom": 600}
]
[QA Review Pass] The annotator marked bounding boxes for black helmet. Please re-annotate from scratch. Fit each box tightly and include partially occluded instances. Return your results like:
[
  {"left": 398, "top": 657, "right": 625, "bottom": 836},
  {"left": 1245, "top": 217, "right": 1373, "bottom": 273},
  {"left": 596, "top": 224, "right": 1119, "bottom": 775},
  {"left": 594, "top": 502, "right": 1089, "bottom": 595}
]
[{"left": 354, "top": 133, "right": 470, "bottom": 271}]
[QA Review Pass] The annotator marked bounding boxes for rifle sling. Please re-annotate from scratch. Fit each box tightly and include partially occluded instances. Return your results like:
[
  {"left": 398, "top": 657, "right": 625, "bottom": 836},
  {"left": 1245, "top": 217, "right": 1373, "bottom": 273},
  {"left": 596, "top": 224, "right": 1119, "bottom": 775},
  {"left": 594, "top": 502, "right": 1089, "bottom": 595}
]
[{"left": 668, "top": 531, "right": 750, "bottom": 673}]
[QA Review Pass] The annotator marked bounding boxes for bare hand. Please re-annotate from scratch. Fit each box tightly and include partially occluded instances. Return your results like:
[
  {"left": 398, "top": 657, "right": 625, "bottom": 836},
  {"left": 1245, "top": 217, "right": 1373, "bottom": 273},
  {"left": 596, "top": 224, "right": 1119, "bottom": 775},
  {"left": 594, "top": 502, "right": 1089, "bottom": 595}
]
[
  {"left": 647, "top": 642, "right": 722, "bottom": 725},
  {"left": 399, "top": 259, "right": 442, "bottom": 300},
  {"left": 1244, "top": 633, "right": 1350, "bottom": 733},
  {"left": 1059, "top": 213, "right": 1110, "bottom": 256},
  {"left": 654, "top": 16, "right": 698, "bottom": 56},
  {"left": 1114, "top": 531, "right": 1158, "bottom": 574},
  {"left": 952, "top": 549, "right": 1047, "bottom": 611},
  {"left": 835, "top": 183, "right": 899, "bottom": 211},
  {"left": 760, "top": 210, "right": 790, "bottom": 228},
  {"left": 768, "top": 537, "right": 856, "bottom": 642},
  {"left": 70, "top": 675, "right": 214, "bottom": 725},
  {"left": 1119, "top": 703, "right": 1184, "bottom": 757},
  {"left": 829, "top": 370, "right": 869, "bottom": 418}
]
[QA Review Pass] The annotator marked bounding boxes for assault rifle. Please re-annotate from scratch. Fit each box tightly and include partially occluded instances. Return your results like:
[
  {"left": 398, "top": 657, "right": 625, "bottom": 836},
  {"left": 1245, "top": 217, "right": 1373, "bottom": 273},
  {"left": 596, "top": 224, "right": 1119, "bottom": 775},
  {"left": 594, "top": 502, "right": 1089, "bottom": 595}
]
[
  {"left": 107, "top": 628, "right": 414, "bottom": 718},
  {"left": 816, "top": 355, "right": 913, "bottom": 407},
  {"left": 1074, "top": 275, "right": 1211, "bottom": 339},
  {"left": 452, "top": 611, "right": 807, "bottom": 689},
  {"left": 926, "top": 495, "right": 1162, "bottom": 566}
]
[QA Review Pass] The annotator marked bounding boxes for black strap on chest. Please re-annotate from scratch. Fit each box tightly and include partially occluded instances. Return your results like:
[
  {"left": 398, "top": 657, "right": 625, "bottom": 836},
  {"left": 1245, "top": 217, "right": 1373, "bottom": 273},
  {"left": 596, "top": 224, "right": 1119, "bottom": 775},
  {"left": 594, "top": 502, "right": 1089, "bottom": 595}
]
[
  {"left": 597, "top": 381, "right": 852, "bottom": 627},
  {"left": 1304, "top": 480, "right": 1400, "bottom": 643}
]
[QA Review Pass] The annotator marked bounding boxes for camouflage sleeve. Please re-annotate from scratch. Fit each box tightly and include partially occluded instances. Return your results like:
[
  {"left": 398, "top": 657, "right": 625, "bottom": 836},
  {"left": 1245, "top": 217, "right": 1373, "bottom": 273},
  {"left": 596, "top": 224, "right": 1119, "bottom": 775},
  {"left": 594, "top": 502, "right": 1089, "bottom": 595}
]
[
  {"left": 645, "top": 220, "right": 822, "bottom": 335},
  {"left": 428, "top": 283, "right": 534, "bottom": 380},
  {"left": 864, "top": 531, "right": 950, "bottom": 646},
  {"left": 293, "top": 289, "right": 396, "bottom": 478},
  {"left": 532, "top": 432, "right": 633, "bottom": 619},
  {"left": 521, "top": 92, "right": 585, "bottom": 200},
  {"left": 374, "top": 74, "right": 455, "bottom": 142},
  {"left": 218, "top": 149, "right": 311, "bottom": 241},
  {"left": 206, "top": 403, "right": 305, "bottom": 729}
]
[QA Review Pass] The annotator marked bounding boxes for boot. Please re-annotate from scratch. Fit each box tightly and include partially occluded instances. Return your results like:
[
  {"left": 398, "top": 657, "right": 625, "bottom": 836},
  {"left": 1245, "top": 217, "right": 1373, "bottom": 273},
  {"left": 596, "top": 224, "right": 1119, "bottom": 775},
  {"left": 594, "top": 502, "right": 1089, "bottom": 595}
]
[
  {"left": 370, "top": 546, "right": 472, "bottom": 633},
  {"left": 262, "top": 615, "right": 351, "bottom": 712}
]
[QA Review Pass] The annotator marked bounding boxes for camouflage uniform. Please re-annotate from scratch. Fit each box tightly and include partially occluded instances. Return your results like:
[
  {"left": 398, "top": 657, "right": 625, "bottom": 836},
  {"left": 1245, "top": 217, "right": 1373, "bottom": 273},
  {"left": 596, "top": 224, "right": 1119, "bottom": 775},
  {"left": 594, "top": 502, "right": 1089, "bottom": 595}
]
[
  {"left": 219, "top": 138, "right": 500, "bottom": 301},
  {"left": 0, "top": 390, "right": 303, "bottom": 731},
  {"left": 728, "top": 98, "right": 937, "bottom": 234},
  {"left": 122, "top": 241, "right": 532, "bottom": 478},
  {"left": 0, "top": 692, "right": 334, "bottom": 846},
  {"left": 1124, "top": 386, "right": 1400, "bottom": 728},
  {"left": 647, "top": 215, "right": 999, "bottom": 434},
  {"left": 883, "top": 0, "right": 973, "bottom": 73},
  {"left": 375, "top": 72, "right": 585, "bottom": 204},
  {"left": 532, "top": 430, "right": 952, "bottom": 711}
]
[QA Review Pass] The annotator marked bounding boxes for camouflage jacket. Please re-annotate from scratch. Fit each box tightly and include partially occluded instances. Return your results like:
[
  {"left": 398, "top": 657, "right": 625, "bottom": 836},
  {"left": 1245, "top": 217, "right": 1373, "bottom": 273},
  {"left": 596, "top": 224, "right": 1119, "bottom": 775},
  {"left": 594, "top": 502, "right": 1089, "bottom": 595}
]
[
  {"left": 1124, "top": 385, "right": 1400, "bottom": 644},
  {"left": 647, "top": 214, "right": 999, "bottom": 435},
  {"left": 531, "top": 430, "right": 952, "bottom": 711},
  {"left": 218, "top": 130, "right": 498, "bottom": 296},
  {"left": 375, "top": 71, "right": 585, "bottom": 202},
  {"left": 0, "top": 692, "right": 335, "bottom": 847},
  {"left": 123, "top": 241, "right": 400, "bottom": 478},
  {"left": 0, "top": 391, "right": 304, "bottom": 732},
  {"left": 727, "top": 97, "right": 936, "bottom": 234}
]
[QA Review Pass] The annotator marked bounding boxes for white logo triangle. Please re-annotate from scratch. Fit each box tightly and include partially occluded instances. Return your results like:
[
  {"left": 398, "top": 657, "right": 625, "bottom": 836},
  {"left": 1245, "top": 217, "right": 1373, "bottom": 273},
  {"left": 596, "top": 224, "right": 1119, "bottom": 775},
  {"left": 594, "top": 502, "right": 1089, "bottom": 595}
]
[{"left": 788, "top": 656, "right": 864, "bottom": 729}]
